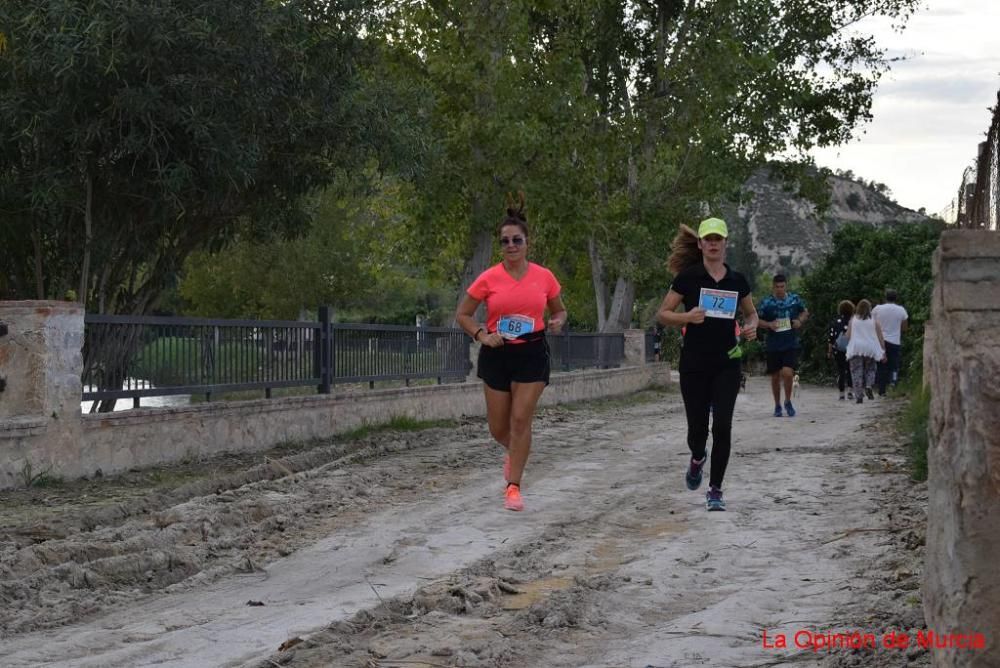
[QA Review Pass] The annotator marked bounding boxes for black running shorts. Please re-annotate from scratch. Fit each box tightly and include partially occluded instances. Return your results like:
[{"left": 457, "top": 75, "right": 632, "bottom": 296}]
[
  {"left": 766, "top": 349, "right": 799, "bottom": 374},
  {"left": 477, "top": 336, "right": 550, "bottom": 391}
]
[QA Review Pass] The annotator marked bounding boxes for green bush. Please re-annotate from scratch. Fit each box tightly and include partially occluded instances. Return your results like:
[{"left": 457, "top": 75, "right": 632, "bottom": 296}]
[
  {"left": 798, "top": 222, "right": 944, "bottom": 385},
  {"left": 898, "top": 378, "right": 930, "bottom": 481}
]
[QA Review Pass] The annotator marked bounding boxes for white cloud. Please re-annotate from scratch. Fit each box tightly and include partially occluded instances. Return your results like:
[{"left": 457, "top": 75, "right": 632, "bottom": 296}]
[{"left": 811, "top": 0, "right": 1000, "bottom": 214}]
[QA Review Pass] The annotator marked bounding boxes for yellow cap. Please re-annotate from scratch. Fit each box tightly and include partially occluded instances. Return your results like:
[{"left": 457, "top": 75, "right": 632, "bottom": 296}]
[{"left": 697, "top": 217, "right": 728, "bottom": 238}]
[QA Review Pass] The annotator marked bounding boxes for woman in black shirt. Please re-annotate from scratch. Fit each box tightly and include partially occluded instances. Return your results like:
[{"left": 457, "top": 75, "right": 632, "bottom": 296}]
[{"left": 656, "top": 218, "right": 759, "bottom": 511}]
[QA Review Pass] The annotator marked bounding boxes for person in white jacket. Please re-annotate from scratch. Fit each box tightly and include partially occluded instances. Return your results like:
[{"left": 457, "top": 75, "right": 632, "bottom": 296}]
[{"left": 846, "top": 299, "right": 886, "bottom": 403}]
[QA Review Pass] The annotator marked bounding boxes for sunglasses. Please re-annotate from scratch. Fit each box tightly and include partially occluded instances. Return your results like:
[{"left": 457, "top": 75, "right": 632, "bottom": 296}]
[{"left": 499, "top": 236, "right": 525, "bottom": 247}]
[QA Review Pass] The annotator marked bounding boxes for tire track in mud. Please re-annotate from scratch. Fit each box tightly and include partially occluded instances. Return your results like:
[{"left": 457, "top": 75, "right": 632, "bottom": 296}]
[
  {"left": 2, "top": 422, "right": 494, "bottom": 635},
  {"left": 1, "top": 383, "right": 928, "bottom": 668},
  {"left": 244, "top": 384, "right": 928, "bottom": 668},
  {"left": 0, "top": 390, "right": 675, "bottom": 665}
]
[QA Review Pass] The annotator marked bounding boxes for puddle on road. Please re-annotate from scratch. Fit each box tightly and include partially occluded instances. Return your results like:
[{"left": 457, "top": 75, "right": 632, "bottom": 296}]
[
  {"left": 636, "top": 519, "right": 684, "bottom": 539},
  {"left": 502, "top": 576, "right": 575, "bottom": 610}
]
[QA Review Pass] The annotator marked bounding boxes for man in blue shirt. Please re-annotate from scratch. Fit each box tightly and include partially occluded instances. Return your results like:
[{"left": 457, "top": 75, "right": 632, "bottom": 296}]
[{"left": 757, "top": 274, "right": 809, "bottom": 416}]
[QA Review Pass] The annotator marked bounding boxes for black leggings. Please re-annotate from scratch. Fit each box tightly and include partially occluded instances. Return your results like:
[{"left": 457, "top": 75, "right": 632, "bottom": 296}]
[
  {"left": 834, "top": 350, "right": 851, "bottom": 392},
  {"left": 679, "top": 362, "right": 741, "bottom": 489}
]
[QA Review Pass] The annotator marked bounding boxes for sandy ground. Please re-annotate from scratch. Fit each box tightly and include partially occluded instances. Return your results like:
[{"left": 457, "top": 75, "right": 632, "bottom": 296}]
[{"left": 0, "top": 378, "right": 928, "bottom": 668}]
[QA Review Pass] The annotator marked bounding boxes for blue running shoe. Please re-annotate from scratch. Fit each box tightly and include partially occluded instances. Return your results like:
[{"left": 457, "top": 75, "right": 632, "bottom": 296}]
[
  {"left": 685, "top": 456, "right": 706, "bottom": 491},
  {"left": 784, "top": 400, "right": 796, "bottom": 417},
  {"left": 773, "top": 405, "right": 783, "bottom": 418},
  {"left": 706, "top": 486, "right": 726, "bottom": 511}
]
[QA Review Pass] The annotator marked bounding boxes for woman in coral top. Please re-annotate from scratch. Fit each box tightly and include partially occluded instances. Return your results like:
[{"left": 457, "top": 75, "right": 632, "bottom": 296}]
[{"left": 455, "top": 193, "right": 567, "bottom": 512}]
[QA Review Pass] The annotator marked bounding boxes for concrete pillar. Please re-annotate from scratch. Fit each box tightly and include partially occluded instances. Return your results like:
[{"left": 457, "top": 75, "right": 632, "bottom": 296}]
[
  {"left": 0, "top": 301, "right": 84, "bottom": 488},
  {"left": 923, "top": 231, "right": 1000, "bottom": 667},
  {"left": 623, "top": 329, "right": 646, "bottom": 367},
  {"left": 0, "top": 301, "right": 84, "bottom": 421}
]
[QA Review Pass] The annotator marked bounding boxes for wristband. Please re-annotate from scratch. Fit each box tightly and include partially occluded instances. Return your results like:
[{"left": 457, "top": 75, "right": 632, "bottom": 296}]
[{"left": 473, "top": 327, "right": 483, "bottom": 341}]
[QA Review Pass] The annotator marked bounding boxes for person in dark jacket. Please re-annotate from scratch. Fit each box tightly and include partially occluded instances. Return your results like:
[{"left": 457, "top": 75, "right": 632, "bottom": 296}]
[{"left": 826, "top": 300, "right": 855, "bottom": 401}]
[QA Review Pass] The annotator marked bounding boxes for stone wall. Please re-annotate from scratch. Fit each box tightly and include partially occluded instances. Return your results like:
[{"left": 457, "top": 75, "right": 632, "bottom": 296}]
[
  {"left": 0, "top": 302, "right": 669, "bottom": 488},
  {"left": 0, "top": 301, "right": 83, "bottom": 420},
  {"left": 923, "top": 231, "right": 1000, "bottom": 667}
]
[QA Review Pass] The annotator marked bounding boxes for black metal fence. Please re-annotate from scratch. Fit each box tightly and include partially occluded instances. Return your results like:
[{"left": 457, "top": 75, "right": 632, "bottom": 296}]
[
  {"left": 83, "top": 314, "right": 323, "bottom": 408},
  {"left": 82, "top": 310, "right": 626, "bottom": 409},
  {"left": 547, "top": 331, "right": 625, "bottom": 371}
]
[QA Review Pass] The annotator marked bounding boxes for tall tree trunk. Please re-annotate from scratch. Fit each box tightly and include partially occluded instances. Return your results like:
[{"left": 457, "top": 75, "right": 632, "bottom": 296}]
[
  {"left": 588, "top": 236, "right": 609, "bottom": 331},
  {"left": 457, "top": 195, "right": 495, "bottom": 322},
  {"left": 78, "top": 174, "right": 93, "bottom": 305},
  {"left": 604, "top": 272, "right": 636, "bottom": 332},
  {"left": 601, "top": 154, "right": 640, "bottom": 333}
]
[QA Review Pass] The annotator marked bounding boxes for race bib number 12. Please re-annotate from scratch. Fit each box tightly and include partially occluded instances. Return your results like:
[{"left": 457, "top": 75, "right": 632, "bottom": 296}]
[
  {"left": 498, "top": 314, "right": 535, "bottom": 340},
  {"left": 699, "top": 288, "right": 739, "bottom": 319}
]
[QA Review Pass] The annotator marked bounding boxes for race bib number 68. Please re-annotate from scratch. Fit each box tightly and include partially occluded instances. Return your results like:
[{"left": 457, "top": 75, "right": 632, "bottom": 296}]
[{"left": 498, "top": 314, "right": 535, "bottom": 340}]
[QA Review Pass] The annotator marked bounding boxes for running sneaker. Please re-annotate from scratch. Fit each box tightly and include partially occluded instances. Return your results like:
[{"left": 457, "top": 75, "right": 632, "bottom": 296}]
[
  {"left": 685, "top": 456, "right": 707, "bottom": 490},
  {"left": 784, "top": 400, "right": 796, "bottom": 417},
  {"left": 503, "top": 453, "right": 511, "bottom": 482},
  {"left": 865, "top": 387, "right": 874, "bottom": 400},
  {"left": 504, "top": 483, "right": 524, "bottom": 511},
  {"left": 838, "top": 393, "right": 845, "bottom": 401},
  {"left": 847, "top": 390, "right": 854, "bottom": 400},
  {"left": 773, "top": 405, "right": 783, "bottom": 418},
  {"left": 706, "top": 486, "right": 726, "bottom": 511}
]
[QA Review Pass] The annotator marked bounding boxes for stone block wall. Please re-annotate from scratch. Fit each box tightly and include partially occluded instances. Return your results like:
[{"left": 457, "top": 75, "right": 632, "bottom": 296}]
[{"left": 923, "top": 231, "right": 1000, "bottom": 667}]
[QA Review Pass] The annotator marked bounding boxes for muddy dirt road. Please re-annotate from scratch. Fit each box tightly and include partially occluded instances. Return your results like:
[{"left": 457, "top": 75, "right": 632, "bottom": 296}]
[{"left": 0, "top": 378, "right": 928, "bottom": 667}]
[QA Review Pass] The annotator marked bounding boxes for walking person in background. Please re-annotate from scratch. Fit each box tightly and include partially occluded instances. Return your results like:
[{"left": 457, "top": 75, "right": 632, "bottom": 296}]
[
  {"left": 827, "top": 300, "right": 855, "bottom": 401},
  {"left": 455, "top": 192, "right": 567, "bottom": 512},
  {"left": 657, "top": 217, "right": 758, "bottom": 511},
  {"left": 758, "top": 274, "right": 809, "bottom": 417},
  {"left": 845, "top": 299, "right": 886, "bottom": 403},
  {"left": 872, "top": 289, "right": 908, "bottom": 396}
]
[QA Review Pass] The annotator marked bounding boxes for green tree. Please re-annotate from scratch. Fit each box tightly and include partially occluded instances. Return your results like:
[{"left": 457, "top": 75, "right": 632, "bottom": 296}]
[
  {"left": 570, "top": 0, "right": 924, "bottom": 331},
  {"left": 799, "top": 222, "right": 944, "bottom": 382},
  {"left": 0, "top": 0, "right": 381, "bottom": 313},
  {"left": 375, "top": 0, "right": 922, "bottom": 332},
  {"left": 178, "top": 170, "right": 443, "bottom": 322}
]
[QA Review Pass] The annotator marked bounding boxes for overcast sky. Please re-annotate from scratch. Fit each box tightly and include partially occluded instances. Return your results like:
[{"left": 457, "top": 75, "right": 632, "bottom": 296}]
[{"left": 810, "top": 0, "right": 1000, "bottom": 218}]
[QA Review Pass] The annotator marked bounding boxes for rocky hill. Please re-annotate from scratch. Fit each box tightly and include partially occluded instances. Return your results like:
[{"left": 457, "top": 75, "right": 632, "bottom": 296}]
[{"left": 723, "top": 168, "right": 931, "bottom": 279}]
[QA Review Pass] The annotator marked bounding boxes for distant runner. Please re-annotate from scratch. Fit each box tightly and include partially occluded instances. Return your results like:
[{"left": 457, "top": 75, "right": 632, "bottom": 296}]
[{"left": 758, "top": 274, "right": 808, "bottom": 417}]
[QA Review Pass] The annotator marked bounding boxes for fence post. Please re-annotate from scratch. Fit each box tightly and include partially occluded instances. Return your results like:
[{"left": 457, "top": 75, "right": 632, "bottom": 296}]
[
  {"left": 317, "top": 306, "right": 332, "bottom": 394},
  {"left": 0, "top": 301, "right": 85, "bottom": 488}
]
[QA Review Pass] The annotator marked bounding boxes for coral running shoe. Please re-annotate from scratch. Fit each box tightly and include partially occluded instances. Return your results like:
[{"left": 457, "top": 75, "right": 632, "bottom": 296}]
[{"left": 504, "top": 483, "right": 524, "bottom": 511}]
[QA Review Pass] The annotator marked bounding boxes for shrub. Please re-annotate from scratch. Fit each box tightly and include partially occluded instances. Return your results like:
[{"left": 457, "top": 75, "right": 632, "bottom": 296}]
[{"left": 799, "top": 221, "right": 944, "bottom": 385}]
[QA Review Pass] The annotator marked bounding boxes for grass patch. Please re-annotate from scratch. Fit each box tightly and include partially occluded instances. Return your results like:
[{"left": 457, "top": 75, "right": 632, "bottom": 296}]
[
  {"left": 897, "top": 378, "right": 930, "bottom": 482},
  {"left": 17, "top": 461, "right": 64, "bottom": 489},
  {"left": 338, "top": 416, "right": 457, "bottom": 441}
]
